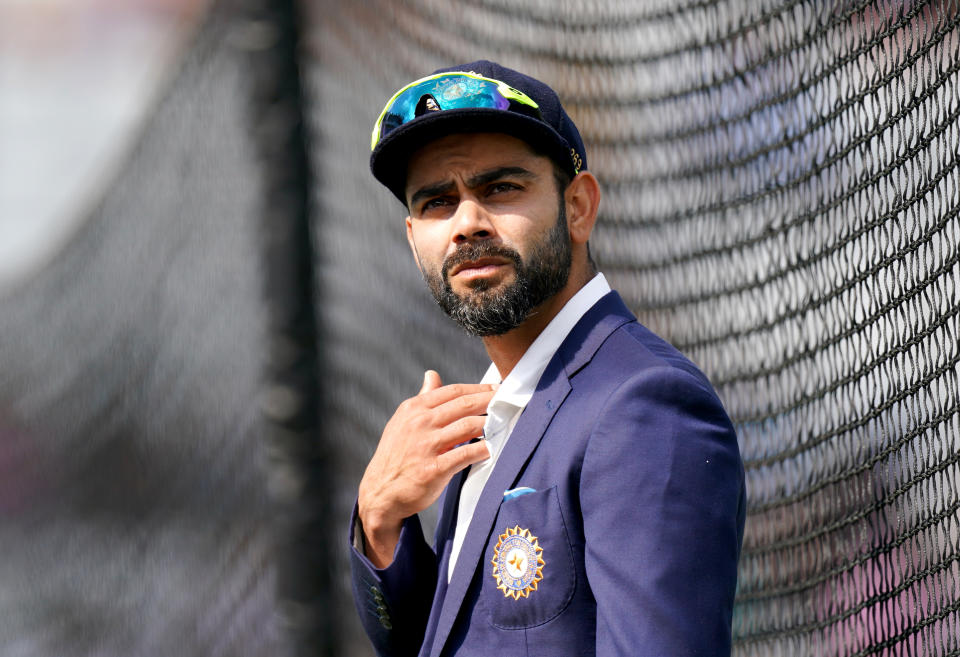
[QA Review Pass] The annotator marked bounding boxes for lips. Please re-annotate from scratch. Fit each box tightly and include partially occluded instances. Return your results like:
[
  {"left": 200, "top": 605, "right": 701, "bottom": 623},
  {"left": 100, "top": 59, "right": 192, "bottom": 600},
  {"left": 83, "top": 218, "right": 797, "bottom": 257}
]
[
  {"left": 450, "top": 257, "right": 510, "bottom": 277},
  {"left": 441, "top": 244, "right": 521, "bottom": 287}
]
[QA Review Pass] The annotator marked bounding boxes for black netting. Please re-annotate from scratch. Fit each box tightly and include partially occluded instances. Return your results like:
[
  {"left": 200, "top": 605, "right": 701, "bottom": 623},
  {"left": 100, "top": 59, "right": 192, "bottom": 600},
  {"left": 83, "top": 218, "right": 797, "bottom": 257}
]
[
  {"left": 304, "top": 1, "right": 960, "bottom": 654},
  {"left": 0, "top": 5, "right": 286, "bottom": 656},
  {"left": 3, "top": 1, "right": 958, "bottom": 655}
]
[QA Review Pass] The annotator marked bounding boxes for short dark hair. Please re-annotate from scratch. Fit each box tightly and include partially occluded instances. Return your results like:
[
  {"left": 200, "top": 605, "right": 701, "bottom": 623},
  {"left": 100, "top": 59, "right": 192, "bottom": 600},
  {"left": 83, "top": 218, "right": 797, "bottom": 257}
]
[
  {"left": 551, "top": 159, "right": 573, "bottom": 195},
  {"left": 546, "top": 154, "right": 597, "bottom": 275},
  {"left": 515, "top": 138, "right": 597, "bottom": 275}
]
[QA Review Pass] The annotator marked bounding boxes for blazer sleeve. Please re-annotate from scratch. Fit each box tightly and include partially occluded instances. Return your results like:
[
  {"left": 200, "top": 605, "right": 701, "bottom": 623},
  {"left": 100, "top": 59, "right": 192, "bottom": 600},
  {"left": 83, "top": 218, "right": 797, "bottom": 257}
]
[
  {"left": 349, "top": 506, "right": 438, "bottom": 657},
  {"left": 580, "top": 366, "right": 746, "bottom": 657}
]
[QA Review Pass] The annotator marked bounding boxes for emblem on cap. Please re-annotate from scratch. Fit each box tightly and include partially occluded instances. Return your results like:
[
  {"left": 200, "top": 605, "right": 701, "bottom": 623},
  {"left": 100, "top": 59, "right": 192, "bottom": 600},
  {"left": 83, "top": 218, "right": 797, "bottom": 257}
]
[{"left": 491, "top": 525, "right": 544, "bottom": 599}]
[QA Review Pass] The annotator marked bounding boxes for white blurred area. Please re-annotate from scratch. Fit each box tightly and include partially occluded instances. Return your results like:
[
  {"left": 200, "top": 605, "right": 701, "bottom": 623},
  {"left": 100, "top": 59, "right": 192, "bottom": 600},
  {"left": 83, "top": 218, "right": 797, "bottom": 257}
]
[{"left": 0, "top": 0, "right": 209, "bottom": 290}]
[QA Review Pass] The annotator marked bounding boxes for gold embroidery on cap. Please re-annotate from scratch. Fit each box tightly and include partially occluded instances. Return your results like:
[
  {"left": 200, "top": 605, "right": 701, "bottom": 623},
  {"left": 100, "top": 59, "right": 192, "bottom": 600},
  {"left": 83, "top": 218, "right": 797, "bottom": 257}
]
[{"left": 570, "top": 148, "right": 583, "bottom": 174}]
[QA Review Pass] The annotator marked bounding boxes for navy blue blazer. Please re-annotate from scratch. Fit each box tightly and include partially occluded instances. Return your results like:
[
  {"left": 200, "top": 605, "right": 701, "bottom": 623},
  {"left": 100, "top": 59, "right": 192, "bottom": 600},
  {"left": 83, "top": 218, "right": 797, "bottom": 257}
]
[{"left": 350, "top": 291, "right": 746, "bottom": 657}]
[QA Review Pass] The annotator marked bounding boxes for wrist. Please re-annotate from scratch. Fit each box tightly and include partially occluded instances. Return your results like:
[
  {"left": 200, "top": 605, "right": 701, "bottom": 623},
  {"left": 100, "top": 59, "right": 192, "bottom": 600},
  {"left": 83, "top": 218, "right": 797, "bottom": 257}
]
[
  {"left": 359, "top": 508, "right": 401, "bottom": 542},
  {"left": 357, "top": 489, "right": 399, "bottom": 534},
  {"left": 358, "top": 502, "right": 403, "bottom": 567}
]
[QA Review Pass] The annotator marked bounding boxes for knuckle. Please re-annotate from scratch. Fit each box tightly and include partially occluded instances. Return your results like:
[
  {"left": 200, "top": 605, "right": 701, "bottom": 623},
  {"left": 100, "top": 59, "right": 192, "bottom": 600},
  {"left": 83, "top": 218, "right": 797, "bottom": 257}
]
[
  {"left": 432, "top": 453, "right": 449, "bottom": 472},
  {"left": 421, "top": 459, "right": 440, "bottom": 479},
  {"left": 455, "top": 419, "right": 483, "bottom": 440},
  {"left": 438, "top": 449, "right": 463, "bottom": 471}
]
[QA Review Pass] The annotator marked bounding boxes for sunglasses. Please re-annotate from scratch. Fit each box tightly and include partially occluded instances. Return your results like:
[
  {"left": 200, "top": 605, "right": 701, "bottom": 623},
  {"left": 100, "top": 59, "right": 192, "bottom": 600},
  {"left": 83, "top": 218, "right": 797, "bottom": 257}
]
[{"left": 371, "top": 72, "right": 542, "bottom": 150}]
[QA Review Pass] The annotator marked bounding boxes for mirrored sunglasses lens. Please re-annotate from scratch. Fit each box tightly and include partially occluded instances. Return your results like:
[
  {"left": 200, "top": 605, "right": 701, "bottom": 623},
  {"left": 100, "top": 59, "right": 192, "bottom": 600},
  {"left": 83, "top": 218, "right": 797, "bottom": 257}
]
[{"left": 378, "top": 76, "right": 509, "bottom": 141}]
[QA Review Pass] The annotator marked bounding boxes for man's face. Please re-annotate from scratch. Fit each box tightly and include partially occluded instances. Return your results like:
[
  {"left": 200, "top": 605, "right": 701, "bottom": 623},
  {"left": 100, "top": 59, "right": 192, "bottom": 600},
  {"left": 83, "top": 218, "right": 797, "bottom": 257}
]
[{"left": 404, "top": 133, "right": 571, "bottom": 337}]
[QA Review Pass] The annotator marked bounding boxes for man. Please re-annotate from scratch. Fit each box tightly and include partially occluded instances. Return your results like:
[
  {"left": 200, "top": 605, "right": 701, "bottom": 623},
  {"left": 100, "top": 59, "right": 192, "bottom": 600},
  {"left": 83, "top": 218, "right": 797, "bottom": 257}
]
[{"left": 350, "top": 60, "right": 746, "bottom": 657}]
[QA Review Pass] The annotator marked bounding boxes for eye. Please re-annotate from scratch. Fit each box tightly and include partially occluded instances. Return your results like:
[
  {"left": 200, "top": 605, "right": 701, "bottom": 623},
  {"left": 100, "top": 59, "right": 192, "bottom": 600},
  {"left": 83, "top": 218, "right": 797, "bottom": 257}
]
[
  {"left": 420, "top": 196, "right": 453, "bottom": 214},
  {"left": 487, "top": 181, "right": 521, "bottom": 196}
]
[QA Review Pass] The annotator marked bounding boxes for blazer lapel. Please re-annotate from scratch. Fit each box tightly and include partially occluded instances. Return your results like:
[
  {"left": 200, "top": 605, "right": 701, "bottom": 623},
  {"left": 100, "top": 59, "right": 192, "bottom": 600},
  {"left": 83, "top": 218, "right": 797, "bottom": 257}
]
[
  {"left": 418, "top": 466, "right": 466, "bottom": 657},
  {"left": 426, "top": 291, "right": 635, "bottom": 657},
  {"left": 434, "top": 468, "right": 467, "bottom": 550},
  {"left": 428, "top": 362, "right": 571, "bottom": 657}
]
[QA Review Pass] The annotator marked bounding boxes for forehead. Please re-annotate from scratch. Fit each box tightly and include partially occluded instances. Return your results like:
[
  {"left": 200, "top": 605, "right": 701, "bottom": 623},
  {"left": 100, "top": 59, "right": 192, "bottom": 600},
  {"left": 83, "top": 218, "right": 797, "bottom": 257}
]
[{"left": 405, "top": 133, "right": 547, "bottom": 191}]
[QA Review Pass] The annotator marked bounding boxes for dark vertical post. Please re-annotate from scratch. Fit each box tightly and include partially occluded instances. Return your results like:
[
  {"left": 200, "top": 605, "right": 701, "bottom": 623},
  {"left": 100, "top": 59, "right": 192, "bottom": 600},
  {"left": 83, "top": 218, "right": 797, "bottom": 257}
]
[{"left": 239, "top": 1, "right": 333, "bottom": 655}]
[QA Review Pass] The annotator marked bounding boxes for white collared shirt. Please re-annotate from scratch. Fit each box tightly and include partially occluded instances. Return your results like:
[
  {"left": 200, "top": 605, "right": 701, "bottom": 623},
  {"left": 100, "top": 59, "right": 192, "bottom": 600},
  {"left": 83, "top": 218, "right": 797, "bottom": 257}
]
[{"left": 446, "top": 272, "right": 611, "bottom": 581}]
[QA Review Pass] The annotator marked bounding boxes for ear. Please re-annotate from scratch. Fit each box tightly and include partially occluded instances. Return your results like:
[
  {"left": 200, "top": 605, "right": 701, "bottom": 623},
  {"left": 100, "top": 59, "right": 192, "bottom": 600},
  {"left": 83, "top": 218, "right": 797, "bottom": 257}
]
[
  {"left": 405, "top": 216, "right": 423, "bottom": 273},
  {"left": 564, "top": 171, "right": 601, "bottom": 245}
]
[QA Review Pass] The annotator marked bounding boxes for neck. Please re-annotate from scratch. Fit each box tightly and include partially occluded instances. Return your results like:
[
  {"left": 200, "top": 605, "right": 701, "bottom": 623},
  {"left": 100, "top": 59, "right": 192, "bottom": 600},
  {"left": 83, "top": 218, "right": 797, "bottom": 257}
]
[{"left": 481, "top": 266, "right": 593, "bottom": 380}]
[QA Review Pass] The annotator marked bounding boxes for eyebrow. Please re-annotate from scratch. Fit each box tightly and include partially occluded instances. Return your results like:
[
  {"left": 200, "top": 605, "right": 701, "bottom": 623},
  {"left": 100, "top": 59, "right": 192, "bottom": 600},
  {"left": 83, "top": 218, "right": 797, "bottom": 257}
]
[
  {"left": 466, "top": 166, "right": 537, "bottom": 189},
  {"left": 408, "top": 166, "right": 538, "bottom": 209}
]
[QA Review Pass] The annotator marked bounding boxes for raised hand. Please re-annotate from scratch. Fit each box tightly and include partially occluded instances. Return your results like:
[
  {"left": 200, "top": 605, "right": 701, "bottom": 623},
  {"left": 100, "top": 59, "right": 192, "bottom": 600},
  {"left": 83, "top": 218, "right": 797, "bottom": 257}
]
[{"left": 358, "top": 370, "right": 496, "bottom": 568}]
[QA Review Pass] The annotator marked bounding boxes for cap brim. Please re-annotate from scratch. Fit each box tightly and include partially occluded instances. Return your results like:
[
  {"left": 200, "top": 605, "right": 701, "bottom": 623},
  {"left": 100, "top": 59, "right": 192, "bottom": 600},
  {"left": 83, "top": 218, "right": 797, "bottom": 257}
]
[{"left": 370, "top": 108, "right": 573, "bottom": 204}]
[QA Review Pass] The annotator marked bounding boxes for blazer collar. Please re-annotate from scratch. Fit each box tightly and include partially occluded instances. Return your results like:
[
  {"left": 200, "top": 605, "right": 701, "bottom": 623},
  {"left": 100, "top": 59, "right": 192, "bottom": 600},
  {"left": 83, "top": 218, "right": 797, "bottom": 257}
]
[
  {"left": 554, "top": 290, "right": 635, "bottom": 378},
  {"left": 427, "top": 291, "right": 635, "bottom": 657}
]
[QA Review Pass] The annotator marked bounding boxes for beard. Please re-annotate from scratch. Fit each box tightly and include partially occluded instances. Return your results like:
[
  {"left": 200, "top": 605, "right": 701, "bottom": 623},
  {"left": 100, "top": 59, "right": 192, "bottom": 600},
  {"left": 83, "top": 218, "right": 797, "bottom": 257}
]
[{"left": 421, "top": 200, "right": 572, "bottom": 337}]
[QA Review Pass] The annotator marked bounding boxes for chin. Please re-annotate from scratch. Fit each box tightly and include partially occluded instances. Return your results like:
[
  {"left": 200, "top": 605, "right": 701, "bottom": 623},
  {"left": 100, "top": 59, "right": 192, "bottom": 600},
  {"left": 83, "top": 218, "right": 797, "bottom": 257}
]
[
  {"left": 464, "top": 279, "right": 495, "bottom": 293},
  {"left": 460, "top": 279, "right": 512, "bottom": 302},
  {"left": 464, "top": 271, "right": 515, "bottom": 293}
]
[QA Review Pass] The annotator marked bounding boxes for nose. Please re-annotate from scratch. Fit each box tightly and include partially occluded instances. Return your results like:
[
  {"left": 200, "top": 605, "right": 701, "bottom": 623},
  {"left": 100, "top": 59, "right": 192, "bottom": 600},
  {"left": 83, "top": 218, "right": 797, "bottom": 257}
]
[{"left": 451, "top": 199, "right": 495, "bottom": 244}]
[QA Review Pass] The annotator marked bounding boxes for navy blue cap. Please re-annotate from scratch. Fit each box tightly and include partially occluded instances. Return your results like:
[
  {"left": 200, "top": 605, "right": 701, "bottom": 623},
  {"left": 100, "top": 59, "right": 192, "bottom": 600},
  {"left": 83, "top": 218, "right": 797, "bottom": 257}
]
[{"left": 370, "top": 60, "right": 588, "bottom": 203}]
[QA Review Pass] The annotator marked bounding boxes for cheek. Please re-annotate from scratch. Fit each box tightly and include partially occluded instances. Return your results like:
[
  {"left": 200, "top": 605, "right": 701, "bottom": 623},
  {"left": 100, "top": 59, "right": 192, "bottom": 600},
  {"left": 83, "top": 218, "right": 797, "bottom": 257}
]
[
  {"left": 511, "top": 216, "right": 559, "bottom": 259},
  {"left": 409, "top": 226, "right": 445, "bottom": 260},
  {"left": 410, "top": 240, "right": 452, "bottom": 285}
]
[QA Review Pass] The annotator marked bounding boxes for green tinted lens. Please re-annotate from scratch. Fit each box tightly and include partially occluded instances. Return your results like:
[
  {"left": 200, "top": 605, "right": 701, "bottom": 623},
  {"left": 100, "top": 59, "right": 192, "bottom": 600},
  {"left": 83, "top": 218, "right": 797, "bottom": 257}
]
[{"left": 371, "top": 73, "right": 539, "bottom": 150}]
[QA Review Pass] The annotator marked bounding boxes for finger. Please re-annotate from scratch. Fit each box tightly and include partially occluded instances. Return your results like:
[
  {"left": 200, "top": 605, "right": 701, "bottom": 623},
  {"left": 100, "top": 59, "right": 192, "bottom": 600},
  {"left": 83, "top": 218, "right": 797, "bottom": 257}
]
[
  {"left": 436, "top": 439, "right": 491, "bottom": 476},
  {"left": 419, "top": 370, "right": 443, "bottom": 395},
  {"left": 432, "top": 389, "right": 497, "bottom": 427},
  {"left": 421, "top": 381, "right": 499, "bottom": 408},
  {"left": 435, "top": 415, "right": 487, "bottom": 450}
]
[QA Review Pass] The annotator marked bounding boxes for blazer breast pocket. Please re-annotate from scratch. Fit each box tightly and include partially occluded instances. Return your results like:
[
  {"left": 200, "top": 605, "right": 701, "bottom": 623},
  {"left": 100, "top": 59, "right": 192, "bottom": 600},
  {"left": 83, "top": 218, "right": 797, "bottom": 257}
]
[{"left": 481, "top": 485, "right": 576, "bottom": 630}]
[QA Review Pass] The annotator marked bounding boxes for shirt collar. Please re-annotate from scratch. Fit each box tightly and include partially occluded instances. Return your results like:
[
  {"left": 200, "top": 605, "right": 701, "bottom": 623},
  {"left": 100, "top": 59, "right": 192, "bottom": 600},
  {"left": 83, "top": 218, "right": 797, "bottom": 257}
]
[{"left": 480, "top": 273, "right": 611, "bottom": 412}]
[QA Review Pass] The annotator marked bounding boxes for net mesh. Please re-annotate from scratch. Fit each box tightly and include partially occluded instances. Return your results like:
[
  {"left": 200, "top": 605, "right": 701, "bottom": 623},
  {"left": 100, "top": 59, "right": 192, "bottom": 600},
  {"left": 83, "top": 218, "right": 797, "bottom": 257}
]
[
  {"left": 303, "top": 0, "right": 960, "bottom": 654},
  {"left": 0, "top": 6, "right": 286, "bottom": 656},
  {"left": 2, "top": 1, "right": 959, "bottom": 655}
]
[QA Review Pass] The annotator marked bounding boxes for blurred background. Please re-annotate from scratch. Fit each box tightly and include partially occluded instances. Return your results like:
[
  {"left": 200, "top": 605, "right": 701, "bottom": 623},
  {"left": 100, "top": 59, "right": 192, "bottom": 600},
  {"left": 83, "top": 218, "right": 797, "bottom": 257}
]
[{"left": 1, "top": 1, "right": 958, "bottom": 656}]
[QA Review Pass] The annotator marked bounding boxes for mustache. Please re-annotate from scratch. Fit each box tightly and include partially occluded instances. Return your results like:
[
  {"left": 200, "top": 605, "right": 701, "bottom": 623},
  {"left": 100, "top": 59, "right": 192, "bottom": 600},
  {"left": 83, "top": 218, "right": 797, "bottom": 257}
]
[{"left": 441, "top": 242, "right": 522, "bottom": 281}]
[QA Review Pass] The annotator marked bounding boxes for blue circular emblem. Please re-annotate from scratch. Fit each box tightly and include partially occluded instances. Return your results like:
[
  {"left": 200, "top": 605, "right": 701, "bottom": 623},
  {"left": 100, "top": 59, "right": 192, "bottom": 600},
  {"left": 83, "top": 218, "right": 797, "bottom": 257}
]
[{"left": 491, "top": 526, "right": 544, "bottom": 600}]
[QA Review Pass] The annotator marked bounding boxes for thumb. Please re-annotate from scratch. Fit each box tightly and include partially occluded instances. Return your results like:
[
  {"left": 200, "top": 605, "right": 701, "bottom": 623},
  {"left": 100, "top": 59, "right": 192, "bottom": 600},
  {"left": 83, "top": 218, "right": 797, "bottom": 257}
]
[{"left": 419, "top": 369, "right": 443, "bottom": 394}]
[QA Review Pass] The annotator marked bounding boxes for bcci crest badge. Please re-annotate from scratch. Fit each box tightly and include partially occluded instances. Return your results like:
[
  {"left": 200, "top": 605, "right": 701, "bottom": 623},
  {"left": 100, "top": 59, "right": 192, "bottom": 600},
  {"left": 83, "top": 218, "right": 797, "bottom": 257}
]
[{"left": 491, "top": 525, "right": 544, "bottom": 599}]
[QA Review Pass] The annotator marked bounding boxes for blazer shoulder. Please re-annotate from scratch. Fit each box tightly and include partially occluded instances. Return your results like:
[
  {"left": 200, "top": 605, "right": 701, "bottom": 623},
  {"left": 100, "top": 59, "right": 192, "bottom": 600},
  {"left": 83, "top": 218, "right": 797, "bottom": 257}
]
[
  {"left": 558, "top": 290, "right": 723, "bottom": 408},
  {"left": 588, "top": 317, "right": 718, "bottom": 396}
]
